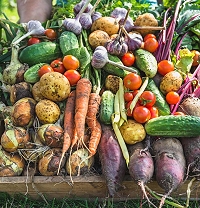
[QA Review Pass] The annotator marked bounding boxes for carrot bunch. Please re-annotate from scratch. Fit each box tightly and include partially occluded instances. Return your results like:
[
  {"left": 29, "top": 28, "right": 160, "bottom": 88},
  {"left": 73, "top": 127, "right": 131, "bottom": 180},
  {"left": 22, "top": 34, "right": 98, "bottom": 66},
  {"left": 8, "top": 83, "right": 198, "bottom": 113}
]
[{"left": 58, "top": 77, "right": 102, "bottom": 175}]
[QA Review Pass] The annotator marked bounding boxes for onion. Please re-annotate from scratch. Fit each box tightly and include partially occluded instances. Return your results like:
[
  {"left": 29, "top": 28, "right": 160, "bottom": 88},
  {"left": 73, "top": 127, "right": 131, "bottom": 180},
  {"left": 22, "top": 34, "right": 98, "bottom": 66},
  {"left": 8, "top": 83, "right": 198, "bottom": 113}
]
[
  {"left": 1, "top": 127, "right": 30, "bottom": 152},
  {"left": 37, "top": 124, "right": 63, "bottom": 148}
]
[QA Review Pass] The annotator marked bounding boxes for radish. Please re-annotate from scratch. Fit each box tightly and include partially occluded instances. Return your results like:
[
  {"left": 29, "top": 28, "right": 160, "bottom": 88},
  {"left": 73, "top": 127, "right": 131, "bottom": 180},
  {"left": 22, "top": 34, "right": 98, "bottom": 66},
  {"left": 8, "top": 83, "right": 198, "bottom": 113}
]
[
  {"left": 98, "top": 124, "right": 126, "bottom": 197},
  {"left": 153, "top": 138, "right": 186, "bottom": 208}
]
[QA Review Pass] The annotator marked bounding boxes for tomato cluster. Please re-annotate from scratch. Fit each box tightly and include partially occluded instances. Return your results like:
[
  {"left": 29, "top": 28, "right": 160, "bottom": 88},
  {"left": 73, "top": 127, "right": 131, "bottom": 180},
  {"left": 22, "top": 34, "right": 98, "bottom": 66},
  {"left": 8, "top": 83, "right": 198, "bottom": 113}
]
[{"left": 143, "top": 33, "right": 159, "bottom": 53}]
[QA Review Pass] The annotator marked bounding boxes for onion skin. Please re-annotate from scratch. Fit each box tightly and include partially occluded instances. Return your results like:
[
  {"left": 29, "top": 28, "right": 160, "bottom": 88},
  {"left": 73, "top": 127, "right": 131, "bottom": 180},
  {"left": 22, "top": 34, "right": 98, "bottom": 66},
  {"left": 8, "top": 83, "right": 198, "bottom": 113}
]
[
  {"left": 38, "top": 148, "right": 65, "bottom": 176},
  {"left": 1, "top": 127, "right": 30, "bottom": 152},
  {"left": 37, "top": 124, "right": 63, "bottom": 148},
  {"left": 11, "top": 97, "right": 36, "bottom": 127},
  {"left": 0, "top": 146, "right": 25, "bottom": 176}
]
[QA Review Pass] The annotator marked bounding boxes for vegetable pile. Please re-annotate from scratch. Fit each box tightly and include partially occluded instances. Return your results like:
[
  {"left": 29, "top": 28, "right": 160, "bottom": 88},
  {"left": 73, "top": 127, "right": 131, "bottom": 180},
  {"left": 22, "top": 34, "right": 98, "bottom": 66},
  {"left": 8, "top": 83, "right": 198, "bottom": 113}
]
[{"left": 0, "top": 0, "right": 200, "bottom": 207}]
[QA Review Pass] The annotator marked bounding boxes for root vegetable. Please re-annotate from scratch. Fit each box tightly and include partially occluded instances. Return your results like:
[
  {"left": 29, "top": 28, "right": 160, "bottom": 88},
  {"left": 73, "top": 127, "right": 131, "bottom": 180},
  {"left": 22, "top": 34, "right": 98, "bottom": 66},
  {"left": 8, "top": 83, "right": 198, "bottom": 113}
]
[
  {"left": 153, "top": 138, "right": 186, "bottom": 208},
  {"left": 128, "top": 142, "right": 154, "bottom": 206},
  {"left": 105, "top": 75, "right": 120, "bottom": 94},
  {"left": 38, "top": 148, "right": 65, "bottom": 176},
  {"left": 91, "top": 16, "right": 120, "bottom": 36},
  {"left": 39, "top": 72, "right": 71, "bottom": 102},
  {"left": 1, "top": 127, "right": 30, "bottom": 152},
  {"left": 35, "top": 99, "right": 61, "bottom": 124},
  {"left": 32, "top": 81, "right": 45, "bottom": 102},
  {"left": 89, "top": 30, "right": 110, "bottom": 49},
  {"left": 11, "top": 97, "right": 36, "bottom": 127},
  {"left": 66, "top": 148, "right": 94, "bottom": 176},
  {"left": 98, "top": 124, "right": 126, "bottom": 197},
  {"left": 159, "top": 71, "right": 183, "bottom": 95},
  {"left": 0, "top": 146, "right": 25, "bottom": 176},
  {"left": 37, "top": 124, "right": 63, "bottom": 148},
  {"left": 119, "top": 119, "right": 146, "bottom": 145}
]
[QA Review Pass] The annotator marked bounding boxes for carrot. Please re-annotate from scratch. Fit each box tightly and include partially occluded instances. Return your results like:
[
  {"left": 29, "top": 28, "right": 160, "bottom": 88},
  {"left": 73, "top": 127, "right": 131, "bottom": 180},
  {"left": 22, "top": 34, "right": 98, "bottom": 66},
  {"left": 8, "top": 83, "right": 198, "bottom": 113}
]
[
  {"left": 57, "top": 90, "right": 76, "bottom": 174},
  {"left": 86, "top": 92, "right": 101, "bottom": 156},
  {"left": 75, "top": 78, "right": 92, "bottom": 143},
  {"left": 86, "top": 92, "right": 101, "bottom": 130}
]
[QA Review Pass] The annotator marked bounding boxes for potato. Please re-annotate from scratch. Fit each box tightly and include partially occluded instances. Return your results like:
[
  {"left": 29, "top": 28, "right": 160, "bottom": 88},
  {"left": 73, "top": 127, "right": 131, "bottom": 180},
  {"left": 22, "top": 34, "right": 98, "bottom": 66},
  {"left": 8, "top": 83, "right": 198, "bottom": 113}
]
[
  {"left": 39, "top": 72, "right": 71, "bottom": 102},
  {"left": 32, "top": 81, "right": 45, "bottom": 102},
  {"left": 119, "top": 119, "right": 146, "bottom": 145},
  {"left": 91, "top": 17, "right": 119, "bottom": 36},
  {"left": 35, "top": 99, "right": 61, "bottom": 124},
  {"left": 159, "top": 71, "right": 183, "bottom": 95},
  {"left": 134, "top": 13, "right": 158, "bottom": 36},
  {"left": 89, "top": 30, "right": 110, "bottom": 49},
  {"left": 105, "top": 75, "right": 120, "bottom": 94}
]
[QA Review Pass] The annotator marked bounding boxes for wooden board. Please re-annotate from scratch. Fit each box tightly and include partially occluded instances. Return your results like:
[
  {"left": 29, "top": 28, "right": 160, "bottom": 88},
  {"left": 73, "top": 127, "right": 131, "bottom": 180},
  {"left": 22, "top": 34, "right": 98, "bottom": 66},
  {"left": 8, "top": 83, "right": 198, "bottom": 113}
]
[{"left": 0, "top": 175, "right": 199, "bottom": 200}]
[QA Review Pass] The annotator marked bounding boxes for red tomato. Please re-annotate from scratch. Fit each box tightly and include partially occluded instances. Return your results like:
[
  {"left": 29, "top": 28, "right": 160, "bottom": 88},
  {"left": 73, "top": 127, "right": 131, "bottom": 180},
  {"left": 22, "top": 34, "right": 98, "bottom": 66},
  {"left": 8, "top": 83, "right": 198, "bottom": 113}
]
[
  {"left": 27, "top": 37, "right": 41, "bottom": 45},
  {"left": 191, "top": 50, "right": 200, "bottom": 67},
  {"left": 64, "top": 70, "right": 81, "bottom": 86},
  {"left": 125, "top": 101, "right": 141, "bottom": 117},
  {"left": 133, "top": 106, "right": 151, "bottom": 123},
  {"left": 121, "top": 52, "right": 135, "bottom": 67},
  {"left": 50, "top": 59, "right": 66, "bottom": 74},
  {"left": 144, "top": 34, "right": 156, "bottom": 42},
  {"left": 173, "top": 112, "right": 185, "bottom": 116},
  {"left": 124, "top": 92, "right": 134, "bottom": 102},
  {"left": 157, "top": 60, "right": 175, "bottom": 76},
  {"left": 45, "top": 28, "right": 57, "bottom": 40},
  {"left": 144, "top": 37, "right": 159, "bottom": 53},
  {"left": 166, "top": 91, "right": 180, "bottom": 105},
  {"left": 38, "top": 64, "right": 54, "bottom": 77},
  {"left": 63, "top": 55, "right": 80, "bottom": 71},
  {"left": 139, "top": 91, "right": 156, "bottom": 107},
  {"left": 123, "top": 73, "right": 142, "bottom": 90},
  {"left": 132, "top": 90, "right": 139, "bottom": 98},
  {"left": 147, "top": 106, "right": 159, "bottom": 119}
]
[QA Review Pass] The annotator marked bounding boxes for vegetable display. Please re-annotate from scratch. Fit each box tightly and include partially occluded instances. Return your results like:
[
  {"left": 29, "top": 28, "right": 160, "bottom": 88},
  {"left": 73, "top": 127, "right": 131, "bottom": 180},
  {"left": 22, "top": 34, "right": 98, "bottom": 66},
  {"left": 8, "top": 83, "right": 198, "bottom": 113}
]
[{"left": 1, "top": 0, "right": 200, "bottom": 207}]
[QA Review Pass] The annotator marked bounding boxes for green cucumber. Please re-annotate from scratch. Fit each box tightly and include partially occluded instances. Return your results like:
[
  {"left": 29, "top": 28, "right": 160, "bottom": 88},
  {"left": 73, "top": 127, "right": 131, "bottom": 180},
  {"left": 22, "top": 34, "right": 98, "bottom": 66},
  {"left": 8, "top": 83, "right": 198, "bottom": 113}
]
[
  {"left": 24, "top": 63, "right": 46, "bottom": 83},
  {"left": 145, "top": 115, "right": 200, "bottom": 137},
  {"left": 146, "top": 78, "right": 170, "bottom": 116},
  {"left": 19, "top": 42, "right": 62, "bottom": 66},
  {"left": 135, "top": 49, "right": 157, "bottom": 78},
  {"left": 59, "top": 31, "right": 79, "bottom": 55},
  {"left": 100, "top": 90, "right": 115, "bottom": 125}
]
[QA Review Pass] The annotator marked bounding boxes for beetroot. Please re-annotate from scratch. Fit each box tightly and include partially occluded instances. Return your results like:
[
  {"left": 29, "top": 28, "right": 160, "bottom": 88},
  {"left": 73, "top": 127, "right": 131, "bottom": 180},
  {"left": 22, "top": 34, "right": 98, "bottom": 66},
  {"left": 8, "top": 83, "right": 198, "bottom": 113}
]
[
  {"left": 128, "top": 142, "right": 154, "bottom": 204},
  {"left": 98, "top": 124, "right": 126, "bottom": 197},
  {"left": 179, "top": 136, "right": 200, "bottom": 177},
  {"left": 153, "top": 138, "right": 186, "bottom": 208}
]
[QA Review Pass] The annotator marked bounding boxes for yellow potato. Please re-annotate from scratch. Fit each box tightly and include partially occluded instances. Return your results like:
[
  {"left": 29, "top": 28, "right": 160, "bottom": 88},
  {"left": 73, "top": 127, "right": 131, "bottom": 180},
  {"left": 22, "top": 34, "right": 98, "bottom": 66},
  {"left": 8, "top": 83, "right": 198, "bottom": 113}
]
[
  {"left": 119, "top": 119, "right": 146, "bottom": 145},
  {"left": 159, "top": 71, "right": 183, "bottom": 95}
]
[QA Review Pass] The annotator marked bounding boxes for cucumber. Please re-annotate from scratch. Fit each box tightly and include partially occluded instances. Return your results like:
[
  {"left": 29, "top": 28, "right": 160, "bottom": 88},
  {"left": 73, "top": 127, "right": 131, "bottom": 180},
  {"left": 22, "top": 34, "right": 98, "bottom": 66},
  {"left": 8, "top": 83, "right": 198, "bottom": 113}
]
[
  {"left": 24, "top": 63, "right": 46, "bottom": 83},
  {"left": 146, "top": 78, "right": 170, "bottom": 116},
  {"left": 100, "top": 90, "right": 115, "bottom": 125},
  {"left": 145, "top": 115, "right": 200, "bottom": 137},
  {"left": 19, "top": 42, "right": 62, "bottom": 66},
  {"left": 135, "top": 49, "right": 157, "bottom": 78},
  {"left": 59, "top": 31, "right": 79, "bottom": 55},
  {"left": 103, "top": 54, "right": 139, "bottom": 78}
]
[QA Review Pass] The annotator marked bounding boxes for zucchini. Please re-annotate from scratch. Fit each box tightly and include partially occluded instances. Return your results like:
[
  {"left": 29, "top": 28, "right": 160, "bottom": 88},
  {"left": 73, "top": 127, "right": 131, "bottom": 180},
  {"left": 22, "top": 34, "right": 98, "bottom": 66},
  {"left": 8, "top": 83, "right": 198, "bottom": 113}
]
[
  {"left": 19, "top": 42, "right": 62, "bottom": 66},
  {"left": 135, "top": 49, "right": 157, "bottom": 78},
  {"left": 59, "top": 31, "right": 79, "bottom": 55},
  {"left": 24, "top": 63, "right": 46, "bottom": 83},
  {"left": 145, "top": 115, "right": 200, "bottom": 137},
  {"left": 100, "top": 90, "right": 115, "bottom": 125},
  {"left": 103, "top": 54, "right": 139, "bottom": 78},
  {"left": 145, "top": 78, "right": 170, "bottom": 116}
]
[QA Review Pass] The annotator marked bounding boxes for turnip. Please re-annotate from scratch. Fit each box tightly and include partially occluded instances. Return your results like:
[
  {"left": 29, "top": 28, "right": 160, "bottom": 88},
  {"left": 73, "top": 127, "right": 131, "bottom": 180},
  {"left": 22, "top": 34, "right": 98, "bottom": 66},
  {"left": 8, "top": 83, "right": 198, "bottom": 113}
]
[
  {"left": 128, "top": 142, "right": 155, "bottom": 206},
  {"left": 153, "top": 138, "right": 186, "bottom": 208},
  {"left": 98, "top": 124, "right": 126, "bottom": 197}
]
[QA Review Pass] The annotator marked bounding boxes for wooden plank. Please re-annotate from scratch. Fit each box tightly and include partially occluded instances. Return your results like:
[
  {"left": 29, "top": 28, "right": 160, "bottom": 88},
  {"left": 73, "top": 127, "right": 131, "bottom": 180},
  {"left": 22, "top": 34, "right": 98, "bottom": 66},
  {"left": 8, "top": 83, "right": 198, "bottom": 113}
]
[{"left": 0, "top": 176, "right": 199, "bottom": 200}]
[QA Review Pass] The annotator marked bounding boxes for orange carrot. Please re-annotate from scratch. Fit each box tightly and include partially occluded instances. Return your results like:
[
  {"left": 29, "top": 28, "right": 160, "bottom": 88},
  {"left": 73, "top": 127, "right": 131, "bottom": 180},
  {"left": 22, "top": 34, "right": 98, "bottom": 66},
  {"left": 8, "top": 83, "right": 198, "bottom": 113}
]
[
  {"left": 88, "top": 120, "right": 101, "bottom": 156},
  {"left": 57, "top": 90, "right": 76, "bottom": 174},
  {"left": 75, "top": 78, "right": 92, "bottom": 143},
  {"left": 86, "top": 92, "right": 101, "bottom": 156}
]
